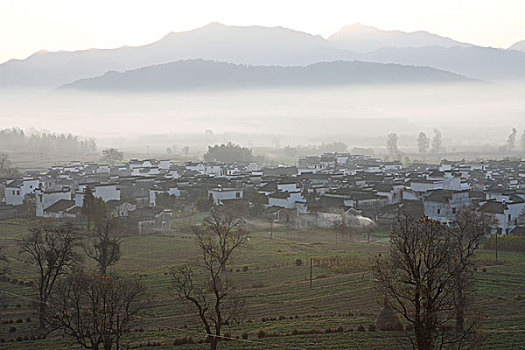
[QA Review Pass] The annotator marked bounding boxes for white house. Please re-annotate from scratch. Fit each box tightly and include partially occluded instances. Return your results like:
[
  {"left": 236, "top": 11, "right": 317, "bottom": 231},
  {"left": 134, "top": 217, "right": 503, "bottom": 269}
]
[
  {"left": 4, "top": 178, "right": 41, "bottom": 206},
  {"left": 36, "top": 188, "right": 72, "bottom": 217},
  {"left": 93, "top": 184, "right": 120, "bottom": 202},
  {"left": 423, "top": 190, "right": 471, "bottom": 222},
  {"left": 268, "top": 191, "right": 304, "bottom": 209},
  {"left": 208, "top": 188, "right": 243, "bottom": 205},
  {"left": 4, "top": 180, "right": 24, "bottom": 206},
  {"left": 480, "top": 198, "right": 525, "bottom": 235}
]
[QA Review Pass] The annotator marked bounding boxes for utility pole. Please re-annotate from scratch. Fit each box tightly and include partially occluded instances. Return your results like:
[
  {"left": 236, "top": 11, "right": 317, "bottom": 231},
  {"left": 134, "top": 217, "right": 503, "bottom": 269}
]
[
  {"left": 310, "top": 257, "right": 313, "bottom": 288},
  {"left": 270, "top": 217, "right": 273, "bottom": 239},
  {"left": 495, "top": 232, "right": 498, "bottom": 262}
]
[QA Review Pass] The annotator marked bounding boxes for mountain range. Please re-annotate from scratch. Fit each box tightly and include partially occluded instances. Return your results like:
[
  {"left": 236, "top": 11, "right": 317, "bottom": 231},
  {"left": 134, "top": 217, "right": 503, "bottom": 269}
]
[
  {"left": 1, "top": 22, "right": 525, "bottom": 90},
  {"left": 509, "top": 40, "right": 525, "bottom": 51},
  {"left": 58, "top": 59, "right": 471, "bottom": 92}
]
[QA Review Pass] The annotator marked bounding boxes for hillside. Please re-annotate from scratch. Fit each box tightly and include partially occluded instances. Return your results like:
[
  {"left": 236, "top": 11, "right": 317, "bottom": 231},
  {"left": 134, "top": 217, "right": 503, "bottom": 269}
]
[
  {"left": 509, "top": 39, "right": 525, "bottom": 51},
  {"left": 58, "top": 59, "right": 472, "bottom": 92},
  {"left": 329, "top": 23, "right": 470, "bottom": 52}
]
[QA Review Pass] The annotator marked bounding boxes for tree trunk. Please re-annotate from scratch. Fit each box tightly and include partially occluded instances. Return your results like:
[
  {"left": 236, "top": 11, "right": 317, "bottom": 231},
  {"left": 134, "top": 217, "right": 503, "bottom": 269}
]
[
  {"left": 414, "top": 325, "right": 432, "bottom": 350},
  {"left": 210, "top": 337, "right": 218, "bottom": 350},
  {"left": 456, "top": 303, "right": 465, "bottom": 332},
  {"left": 39, "top": 300, "right": 46, "bottom": 329}
]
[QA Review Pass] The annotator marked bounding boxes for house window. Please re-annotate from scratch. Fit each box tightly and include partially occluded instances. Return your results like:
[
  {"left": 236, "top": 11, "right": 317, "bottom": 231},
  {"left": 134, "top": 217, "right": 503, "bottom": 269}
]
[
  {"left": 508, "top": 214, "right": 511, "bottom": 221},
  {"left": 452, "top": 208, "right": 456, "bottom": 214},
  {"left": 236, "top": 192, "right": 240, "bottom": 198},
  {"left": 437, "top": 209, "right": 440, "bottom": 215},
  {"left": 16, "top": 190, "right": 20, "bottom": 195}
]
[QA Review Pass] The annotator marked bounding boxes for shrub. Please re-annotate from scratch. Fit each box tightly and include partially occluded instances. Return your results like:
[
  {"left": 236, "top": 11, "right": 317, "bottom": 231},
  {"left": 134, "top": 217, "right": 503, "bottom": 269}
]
[
  {"left": 242, "top": 332, "right": 249, "bottom": 339},
  {"left": 357, "top": 325, "right": 365, "bottom": 332},
  {"left": 25, "top": 317, "right": 31, "bottom": 323},
  {"left": 295, "top": 259, "right": 303, "bottom": 266},
  {"left": 368, "top": 324, "right": 376, "bottom": 332},
  {"left": 251, "top": 281, "right": 265, "bottom": 288},
  {"left": 15, "top": 319, "right": 22, "bottom": 323},
  {"left": 406, "top": 323, "right": 414, "bottom": 331},
  {"left": 279, "top": 315, "right": 286, "bottom": 320},
  {"left": 257, "top": 330, "right": 266, "bottom": 338},
  {"left": 242, "top": 266, "right": 249, "bottom": 272},
  {"left": 337, "top": 325, "right": 344, "bottom": 332},
  {"left": 9, "top": 327, "right": 16, "bottom": 333}
]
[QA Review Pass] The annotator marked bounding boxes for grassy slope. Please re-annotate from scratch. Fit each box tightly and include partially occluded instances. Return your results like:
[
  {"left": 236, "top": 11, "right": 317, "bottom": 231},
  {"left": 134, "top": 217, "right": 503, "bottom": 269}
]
[{"left": 0, "top": 218, "right": 524, "bottom": 349}]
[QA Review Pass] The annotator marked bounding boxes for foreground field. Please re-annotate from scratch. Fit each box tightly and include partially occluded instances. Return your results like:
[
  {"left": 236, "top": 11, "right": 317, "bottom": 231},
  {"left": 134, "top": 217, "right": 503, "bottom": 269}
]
[{"left": 0, "top": 218, "right": 524, "bottom": 349}]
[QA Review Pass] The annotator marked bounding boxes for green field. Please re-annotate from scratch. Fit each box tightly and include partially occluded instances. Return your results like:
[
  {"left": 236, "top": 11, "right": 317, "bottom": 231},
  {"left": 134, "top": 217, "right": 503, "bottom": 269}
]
[{"left": 1, "top": 218, "right": 524, "bottom": 349}]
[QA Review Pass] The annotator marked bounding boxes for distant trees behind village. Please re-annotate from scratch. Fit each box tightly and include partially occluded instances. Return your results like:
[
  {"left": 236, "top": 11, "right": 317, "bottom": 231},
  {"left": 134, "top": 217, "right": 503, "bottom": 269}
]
[
  {"left": 0, "top": 153, "right": 20, "bottom": 178},
  {"left": 0, "top": 128, "right": 97, "bottom": 157},
  {"left": 204, "top": 142, "right": 254, "bottom": 163}
]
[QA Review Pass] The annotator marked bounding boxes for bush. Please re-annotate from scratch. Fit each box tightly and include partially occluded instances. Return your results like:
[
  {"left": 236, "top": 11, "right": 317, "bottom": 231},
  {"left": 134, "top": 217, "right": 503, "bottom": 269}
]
[
  {"left": 242, "top": 266, "right": 249, "bottom": 272},
  {"left": 242, "top": 332, "right": 249, "bottom": 339},
  {"left": 357, "top": 325, "right": 365, "bottom": 332},
  {"left": 25, "top": 317, "right": 31, "bottom": 323},
  {"left": 406, "top": 323, "right": 414, "bottom": 331},
  {"left": 9, "top": 327, "right": 16, "bottom": 333},
  {"left": 368, "top": 324, "right": 376, "bottom": 332},
  {"left": 257, "top": 330, "right": 266, "bottom": 338},
  {"left": 337, "top": 325, "right": 344, "bottom": 332},
  {"left": 295, "top": 259, "right": 303, "bottom": 266}
]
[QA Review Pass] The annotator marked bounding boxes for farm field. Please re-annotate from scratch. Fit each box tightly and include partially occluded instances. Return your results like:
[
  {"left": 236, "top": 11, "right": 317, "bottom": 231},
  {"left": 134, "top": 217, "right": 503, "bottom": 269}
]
[{"left": 0, "top": 218, "right": 524, "bottom": 349}]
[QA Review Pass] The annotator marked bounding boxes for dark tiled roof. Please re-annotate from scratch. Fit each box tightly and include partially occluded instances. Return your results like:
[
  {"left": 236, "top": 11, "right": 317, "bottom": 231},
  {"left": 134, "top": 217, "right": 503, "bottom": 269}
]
[{"left": 45, "top": 200, "right": 75, "bottom": 213}]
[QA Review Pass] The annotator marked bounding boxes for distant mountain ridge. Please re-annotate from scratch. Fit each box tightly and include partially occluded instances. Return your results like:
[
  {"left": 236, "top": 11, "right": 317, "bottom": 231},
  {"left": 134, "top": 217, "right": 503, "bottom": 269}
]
[
  {"left": 509, "top": 40, "right": 525, "bottom": 51},
  {"left": 329, "top": 23, "right": 471, "bottom": 52},
  {"left": 58, "top": 59, "right": 472, "bottom": 92},
  {"left": 1, "top": 22, "right": 525, "bottom": 90}
]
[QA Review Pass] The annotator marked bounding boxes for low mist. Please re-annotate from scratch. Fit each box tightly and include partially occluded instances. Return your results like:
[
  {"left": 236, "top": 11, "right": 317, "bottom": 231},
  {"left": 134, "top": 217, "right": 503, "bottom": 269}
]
[{"left": 1, "top": 82, "right": 524, "bottom": 154}]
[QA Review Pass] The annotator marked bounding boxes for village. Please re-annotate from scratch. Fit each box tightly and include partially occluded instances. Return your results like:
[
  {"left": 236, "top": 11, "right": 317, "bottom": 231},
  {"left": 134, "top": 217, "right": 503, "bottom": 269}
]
[{"left": 2, "top": 153, "right": 524, "bottom": 236}]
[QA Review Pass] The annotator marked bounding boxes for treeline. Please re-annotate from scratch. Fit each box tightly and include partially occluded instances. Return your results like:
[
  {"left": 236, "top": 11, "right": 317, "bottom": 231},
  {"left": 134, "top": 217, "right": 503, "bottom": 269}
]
[
  {"left": 0, "top": 128, "right": 97, "bottom": 156},
  {"left": 204, "top": 142, "right": 254, "bottom": 163}
]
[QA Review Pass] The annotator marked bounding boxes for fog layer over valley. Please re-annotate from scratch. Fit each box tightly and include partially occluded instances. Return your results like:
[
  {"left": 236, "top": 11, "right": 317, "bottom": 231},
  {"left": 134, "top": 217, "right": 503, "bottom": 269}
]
[{"left": 1, "top": 82, "right": 524, "bottom": 154}]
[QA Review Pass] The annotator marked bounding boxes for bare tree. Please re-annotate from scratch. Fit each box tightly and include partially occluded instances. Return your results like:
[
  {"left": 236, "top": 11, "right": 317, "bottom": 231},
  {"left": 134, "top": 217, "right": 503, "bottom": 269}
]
[
  {"left": 373, "top": 216, "right": 456, "bottom": 350},
  {"left": 81, "top": 186, "right": 95, "bottom": 231},
  {"left": 448, "top": 207, "right": 494, "bottom": 333},
  {"left": 387, "top": 133, "right": 399, "bottom": 155},
  {"left": 431, "top": 128, "right": 442, "bottom": 153},
  {"left": 182, "top": 146, "right": 190, "bottom": 156},
  {"left": 101, "top": 148, "right": 123, "bottom": 166},
  {"left": 83, "top": 221, "right": 121, "bottom": 275},
  {"left": 0, "top": 152, "right": 20, "bottom": 178},
  {"left": 46, "top": 271, "right": 148, "bottom": 350},
  {"left": 0, "top": 152, "right": 9, "bottom": 170},
  {"left": 171, "top": 213, "right": 247, "bottom": 350},
  {"left": 0, "top": 245, "right": 7, "bottom": 276},
  {"left": 417, "top": 132, "right": 430, "bottom": 153},
  {"left": 20, "top": 222, "right": 81, "bottom": 328},
  {"left": 505, "top": 128, "right": 517, "bottom": 151},
  {"left": 0, "top": 245, "right": 7, "bottom": 306},
  {"left": 521, "top": 130, "right": 525, "bottom": 153}
]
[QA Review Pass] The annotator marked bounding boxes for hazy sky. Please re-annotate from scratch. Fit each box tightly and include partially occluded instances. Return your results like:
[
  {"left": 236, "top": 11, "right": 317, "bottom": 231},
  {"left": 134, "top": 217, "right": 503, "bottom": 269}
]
[{"left": 1, "top": 0, "right": 525, "bottom": 64}]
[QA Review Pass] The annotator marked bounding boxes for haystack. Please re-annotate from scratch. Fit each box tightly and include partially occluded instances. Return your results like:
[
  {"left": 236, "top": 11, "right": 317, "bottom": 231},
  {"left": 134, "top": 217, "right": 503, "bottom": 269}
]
[{"left": 376, "top": 304, "right": 403, "bottom": 331}]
